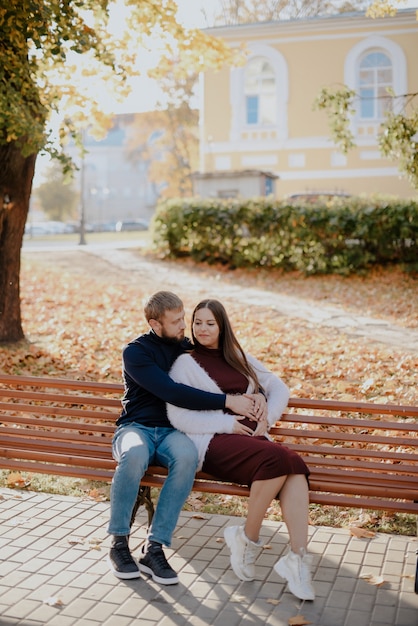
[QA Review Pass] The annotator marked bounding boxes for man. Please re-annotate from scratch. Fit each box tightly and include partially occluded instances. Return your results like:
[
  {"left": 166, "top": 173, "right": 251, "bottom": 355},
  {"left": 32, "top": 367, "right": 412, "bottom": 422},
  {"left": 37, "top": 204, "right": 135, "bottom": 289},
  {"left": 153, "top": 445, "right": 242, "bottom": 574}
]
[{"left": 107, "top": 291, "right": 259, "bottom": 584}]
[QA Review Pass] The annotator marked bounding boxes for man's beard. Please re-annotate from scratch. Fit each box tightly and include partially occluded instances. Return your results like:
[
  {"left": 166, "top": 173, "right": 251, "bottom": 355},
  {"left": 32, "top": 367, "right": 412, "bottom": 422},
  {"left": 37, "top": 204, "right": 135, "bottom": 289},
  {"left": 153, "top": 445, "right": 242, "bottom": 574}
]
[{"left": 160, "top": 330, "right": 184, "bottom": 344}]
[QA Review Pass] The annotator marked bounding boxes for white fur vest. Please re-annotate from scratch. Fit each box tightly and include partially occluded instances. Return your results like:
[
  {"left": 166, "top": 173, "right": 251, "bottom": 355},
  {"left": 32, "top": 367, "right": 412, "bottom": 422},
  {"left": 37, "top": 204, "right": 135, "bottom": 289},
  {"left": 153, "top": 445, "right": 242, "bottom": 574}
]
[{"left": 167, "top": 353, "right": 290, "bottom": 471}]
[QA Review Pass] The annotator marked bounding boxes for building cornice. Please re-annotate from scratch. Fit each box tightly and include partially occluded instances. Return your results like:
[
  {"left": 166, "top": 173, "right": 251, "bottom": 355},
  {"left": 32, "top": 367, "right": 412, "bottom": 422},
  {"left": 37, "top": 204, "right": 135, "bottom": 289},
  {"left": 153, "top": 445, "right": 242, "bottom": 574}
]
[{"left": 204, "top": 8, "right": 418, "bottom": 42}]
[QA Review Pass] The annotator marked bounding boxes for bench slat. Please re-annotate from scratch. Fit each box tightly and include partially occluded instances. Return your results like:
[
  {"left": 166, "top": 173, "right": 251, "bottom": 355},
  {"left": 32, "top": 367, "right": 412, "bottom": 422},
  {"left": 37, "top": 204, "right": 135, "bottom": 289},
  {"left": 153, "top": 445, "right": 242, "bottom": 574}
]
[
  {"left": 0, "top": 415, "right": 115, "bottom": 436},
  {"left": 285, "top": 442, "right": 418, "bottom": 463},
  {"left": 0, "top": 447, "right": 115, "bottom": 468},
  {"left": 0, "top": 458, "right": 114, "bottom": 481},
  {"left": 0, "top": 401, "right": 118, "bottom": 420},
  {"left": 0, "top": 389, "right": 122, "bottom": 407},
  {"left": 1, "top": 436, "right": 113, "bottom": 456},
  {"left": 302, "top": 455, "right": 418, "bottom": 475},
  {"left": 287, "top": 398, "right": 418, "bottom": 417},
  {"left": 0, "top": 373, "right": 123, "bottom": 393},
  {"left": 274, "top": 428, "right": 417, "bottom": 447}
]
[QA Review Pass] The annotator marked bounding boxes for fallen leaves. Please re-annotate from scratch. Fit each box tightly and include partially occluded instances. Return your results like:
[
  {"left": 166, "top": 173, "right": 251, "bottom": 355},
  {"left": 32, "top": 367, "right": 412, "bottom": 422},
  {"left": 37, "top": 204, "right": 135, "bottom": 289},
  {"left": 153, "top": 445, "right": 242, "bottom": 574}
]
[
  {"left": 360, "top": 573, "right": 386, "bottom": 586},
  {"left": 43, "top": 596, "right": 64, "bottom": 607},
  {"left": 86, "top": 487, "right": 108, "bottom": 501},
  {"left": 6, "top": 472, "right": 31, "bottom": 489},
  {"left": 288, "top": 616, "right": 312, "bottom": 626},
  {"left": 67, "top": 536, "right": 103, "bottom": 550},
  {"left": 5, "top": 253, "right": 415, "bottom": 410},
  {"left": 349, "top": 526, "right": 376, "bottom": 539}
]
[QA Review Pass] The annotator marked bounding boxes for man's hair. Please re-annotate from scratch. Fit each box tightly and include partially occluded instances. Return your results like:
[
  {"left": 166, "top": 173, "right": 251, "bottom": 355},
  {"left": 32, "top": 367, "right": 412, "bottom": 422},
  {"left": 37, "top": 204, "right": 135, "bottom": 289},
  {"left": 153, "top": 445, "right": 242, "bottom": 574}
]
[{"left": 144, "top": 291, "right": 183, "bottom": 322}]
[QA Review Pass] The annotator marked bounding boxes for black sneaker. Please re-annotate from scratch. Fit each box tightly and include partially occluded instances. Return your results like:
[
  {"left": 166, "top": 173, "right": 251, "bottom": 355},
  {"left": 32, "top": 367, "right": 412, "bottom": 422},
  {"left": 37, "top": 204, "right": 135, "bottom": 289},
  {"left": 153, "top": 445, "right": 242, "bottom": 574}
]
[
  {"left": 107, "top": 536, "right": 141, "bottom": 579},
  {"left": 138, "top": 542, "right": 179, "bottom": 585}
]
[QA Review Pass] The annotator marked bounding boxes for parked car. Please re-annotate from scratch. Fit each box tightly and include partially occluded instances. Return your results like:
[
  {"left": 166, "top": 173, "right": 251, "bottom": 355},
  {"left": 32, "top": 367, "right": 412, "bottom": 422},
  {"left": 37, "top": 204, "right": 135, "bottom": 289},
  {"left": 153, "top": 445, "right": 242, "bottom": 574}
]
[
  {"left": 25, "top": 221, "right": 70, "bottom": 236},
  {"left": 286, "top": 192, "right": 351, "bottom": 204},
  {"left": 115, "top": 219, "right": 149, "bottom": 232}
]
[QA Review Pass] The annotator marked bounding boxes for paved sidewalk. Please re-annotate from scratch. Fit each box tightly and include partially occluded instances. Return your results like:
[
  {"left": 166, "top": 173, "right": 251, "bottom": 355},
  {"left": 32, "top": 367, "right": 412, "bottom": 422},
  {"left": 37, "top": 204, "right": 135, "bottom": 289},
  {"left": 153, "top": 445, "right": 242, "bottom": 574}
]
[{"left": 0, "top": 489, "right": 416, "bottom": 626}]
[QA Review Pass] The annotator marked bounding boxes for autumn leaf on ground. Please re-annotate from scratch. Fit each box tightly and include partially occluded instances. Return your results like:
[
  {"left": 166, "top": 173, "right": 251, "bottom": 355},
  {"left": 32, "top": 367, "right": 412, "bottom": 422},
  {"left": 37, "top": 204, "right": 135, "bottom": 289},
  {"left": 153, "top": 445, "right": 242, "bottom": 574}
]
[
  {"left": 12, "top": 253, "right": 417, "bottom": 408},
  {"left": 89, "top": 537, "right": 103, "bottom": 550},
  {"left": 43, "top": 596, "right": 64, "bottom": 607},
  {"left": 6, "top": 473, "right": 31, "bottom": 489},
  {"left": 289, "top": 614, "right": 312, "bottom": 625},
  {"left": 192, "top": 514, "right": 207, "bottom": 519},
  {"left": 86, "top": 488, "right": 107, "bottom": 501},
  {"left": 360, "top": 573, "right": 386, "bottom": 586},
  {"left": 349, "top": 526, "right": 376, "bottom": 539},
  {"left": 68, "top": 537, "right": 85, "bottom": 545},
  {"left": 267, "top": 598, "right": 281, "bottom": 606},
  {"left": 231, "top": 593, "right": 246, "bottom": 603},
  {"left": 187, "top": 494, "right": 206, "bottom": 509}
]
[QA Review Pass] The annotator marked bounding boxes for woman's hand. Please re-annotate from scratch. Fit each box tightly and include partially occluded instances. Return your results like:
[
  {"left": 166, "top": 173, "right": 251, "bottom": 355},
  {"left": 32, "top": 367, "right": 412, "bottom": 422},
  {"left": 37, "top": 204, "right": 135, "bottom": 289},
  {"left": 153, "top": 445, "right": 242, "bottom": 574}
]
[
  {"left": 249, "top": 393, "right": 268, "bottom": 422},
  {"left": 252, "top": 416, "right": 269, "bottom": 437},
  {"left": 225, "top": 393, "right": 268, "bottom": 422},
  {"left": 232, "top": 416, "right": 254, "bottom": 435},
  {"left": 225, "top": 394, "right": 254, "bottom": 418}
]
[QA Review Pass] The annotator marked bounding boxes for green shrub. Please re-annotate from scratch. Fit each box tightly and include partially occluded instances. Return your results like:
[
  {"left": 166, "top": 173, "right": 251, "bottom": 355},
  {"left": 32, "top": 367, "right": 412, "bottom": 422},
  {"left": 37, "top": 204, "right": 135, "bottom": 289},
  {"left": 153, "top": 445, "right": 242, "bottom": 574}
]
[{"left": 152, "top": 195, "right": 418, "bottom": 275}]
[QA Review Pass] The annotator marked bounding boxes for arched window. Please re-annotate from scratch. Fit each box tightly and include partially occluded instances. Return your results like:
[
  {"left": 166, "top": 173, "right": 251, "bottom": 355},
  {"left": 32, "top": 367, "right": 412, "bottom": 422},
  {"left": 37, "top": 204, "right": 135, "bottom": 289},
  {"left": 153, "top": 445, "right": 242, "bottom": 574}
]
[
  {"left": 358, "top": 51, "right": 393, "bottom": 120},
  {"left": 244, "top": 57, "right": 276, "bottom": 126},
  {"left": 344, "top": 36, "right": 406, "bottom": 138},
  {"left": 230, "top": 44, "right": 288, "bottom": 142}
]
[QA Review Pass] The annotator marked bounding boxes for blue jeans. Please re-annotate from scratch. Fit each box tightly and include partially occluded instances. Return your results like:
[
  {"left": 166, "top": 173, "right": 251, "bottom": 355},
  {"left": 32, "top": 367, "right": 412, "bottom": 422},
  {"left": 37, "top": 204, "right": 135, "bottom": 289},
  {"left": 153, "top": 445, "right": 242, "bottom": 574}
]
[{"left": 107, "top": 423, "right": 198, "bottom": 546}]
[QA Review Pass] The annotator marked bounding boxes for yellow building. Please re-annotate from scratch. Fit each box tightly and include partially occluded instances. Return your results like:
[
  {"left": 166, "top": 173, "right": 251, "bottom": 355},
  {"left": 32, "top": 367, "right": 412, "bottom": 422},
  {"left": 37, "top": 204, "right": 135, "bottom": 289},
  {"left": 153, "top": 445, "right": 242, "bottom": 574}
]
[{"left": 198, "top": 9, "right": 418, "bottom": 199}]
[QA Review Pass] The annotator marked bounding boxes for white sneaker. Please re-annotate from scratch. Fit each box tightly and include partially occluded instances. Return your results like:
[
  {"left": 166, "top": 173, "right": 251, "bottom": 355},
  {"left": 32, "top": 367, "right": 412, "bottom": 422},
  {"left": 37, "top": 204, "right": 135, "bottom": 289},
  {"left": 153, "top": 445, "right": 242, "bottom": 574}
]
[
  {"left": 224, "top": 525, "right": 261, "bottom": 581},
  {"left": 274, "top": 549, "right": 315, "bottom": 601}
]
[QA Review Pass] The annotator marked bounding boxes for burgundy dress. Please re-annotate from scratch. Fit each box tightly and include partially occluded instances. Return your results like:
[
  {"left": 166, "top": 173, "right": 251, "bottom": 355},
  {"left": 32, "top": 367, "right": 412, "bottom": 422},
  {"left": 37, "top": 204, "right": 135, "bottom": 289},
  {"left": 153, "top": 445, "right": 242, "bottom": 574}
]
[{"left": 192, "top": 344, "right": 310, "bottom": 489}]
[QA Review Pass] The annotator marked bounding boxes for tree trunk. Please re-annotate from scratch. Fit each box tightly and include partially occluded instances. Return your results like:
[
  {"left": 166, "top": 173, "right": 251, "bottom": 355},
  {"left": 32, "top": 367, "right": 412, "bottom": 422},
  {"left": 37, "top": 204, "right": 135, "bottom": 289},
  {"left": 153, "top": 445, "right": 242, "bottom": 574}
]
[{"left": 0, "top": 142, "right": 36, "bottom": 342}]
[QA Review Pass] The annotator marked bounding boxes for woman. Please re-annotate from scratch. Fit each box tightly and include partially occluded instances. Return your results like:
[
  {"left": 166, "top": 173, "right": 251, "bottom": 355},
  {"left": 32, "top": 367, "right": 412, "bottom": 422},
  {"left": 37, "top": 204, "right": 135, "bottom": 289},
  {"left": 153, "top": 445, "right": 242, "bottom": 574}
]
[{"left": 167, "top": 299, "right": 315, "bottom": 601}]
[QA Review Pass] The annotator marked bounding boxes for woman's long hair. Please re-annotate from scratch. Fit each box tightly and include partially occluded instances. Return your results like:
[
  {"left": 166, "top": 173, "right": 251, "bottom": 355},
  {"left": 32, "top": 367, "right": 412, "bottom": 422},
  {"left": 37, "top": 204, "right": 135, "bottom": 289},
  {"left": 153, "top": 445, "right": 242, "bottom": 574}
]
[{"left": 191, "top": 299, "right": 261, "bottom": 392}]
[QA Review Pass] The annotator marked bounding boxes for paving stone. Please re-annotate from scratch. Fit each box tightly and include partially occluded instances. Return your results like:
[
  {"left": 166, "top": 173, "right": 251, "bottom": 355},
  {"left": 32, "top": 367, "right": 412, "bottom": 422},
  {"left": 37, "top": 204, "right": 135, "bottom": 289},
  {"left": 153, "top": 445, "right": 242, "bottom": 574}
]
[{"left": 0, "top": 488, "right": 416, "bottom": 626}]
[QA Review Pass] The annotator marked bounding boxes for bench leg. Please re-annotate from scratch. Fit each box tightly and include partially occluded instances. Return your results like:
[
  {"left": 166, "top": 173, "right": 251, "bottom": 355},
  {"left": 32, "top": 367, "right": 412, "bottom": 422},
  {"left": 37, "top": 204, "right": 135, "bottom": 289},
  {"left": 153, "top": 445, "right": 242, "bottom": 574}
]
[
  {"left": 415, "top": 550, "right": 418, "bottom": 594},
  {"left": 130, "top": 485, "right": 155, "bottom": 529}
]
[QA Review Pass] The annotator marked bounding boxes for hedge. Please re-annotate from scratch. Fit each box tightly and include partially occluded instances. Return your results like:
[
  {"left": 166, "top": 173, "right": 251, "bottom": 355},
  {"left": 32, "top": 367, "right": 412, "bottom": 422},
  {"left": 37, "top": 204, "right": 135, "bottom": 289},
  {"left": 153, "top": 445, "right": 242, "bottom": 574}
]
[{"left": 152, "top": 195, "right": 418, "bottom": 275}]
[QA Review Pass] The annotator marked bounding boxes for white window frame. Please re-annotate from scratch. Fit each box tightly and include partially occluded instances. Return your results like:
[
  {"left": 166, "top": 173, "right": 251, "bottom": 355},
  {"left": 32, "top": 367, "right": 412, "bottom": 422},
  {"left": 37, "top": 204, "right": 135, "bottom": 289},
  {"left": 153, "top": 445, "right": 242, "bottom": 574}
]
[
  {"left": 244, "top": 56, "right": 277, "bottom": 126},
  {"left": 344, "top": 36, "right": 407, "bottom": 140},
  {"left": 357, "top": 50, "right": 393, "bottom": 121},
  {"left": 230, "top": 43, "right": 288, "bottom": 142}
]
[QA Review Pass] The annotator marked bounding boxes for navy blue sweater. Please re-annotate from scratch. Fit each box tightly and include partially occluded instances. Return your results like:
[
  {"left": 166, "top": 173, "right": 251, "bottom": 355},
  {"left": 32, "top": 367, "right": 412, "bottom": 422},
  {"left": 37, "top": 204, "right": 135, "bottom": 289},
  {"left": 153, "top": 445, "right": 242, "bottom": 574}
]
[{"left": 117, "top": 330, "right": 227, "bottom": 427}]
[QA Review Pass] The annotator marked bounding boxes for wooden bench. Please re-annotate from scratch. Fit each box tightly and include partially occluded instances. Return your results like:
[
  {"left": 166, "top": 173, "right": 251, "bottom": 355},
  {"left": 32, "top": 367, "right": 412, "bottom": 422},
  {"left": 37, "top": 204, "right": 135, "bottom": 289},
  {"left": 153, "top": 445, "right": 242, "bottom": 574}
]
[{"left": 1, "top": 372, "right": 417, "bottom": 529}]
